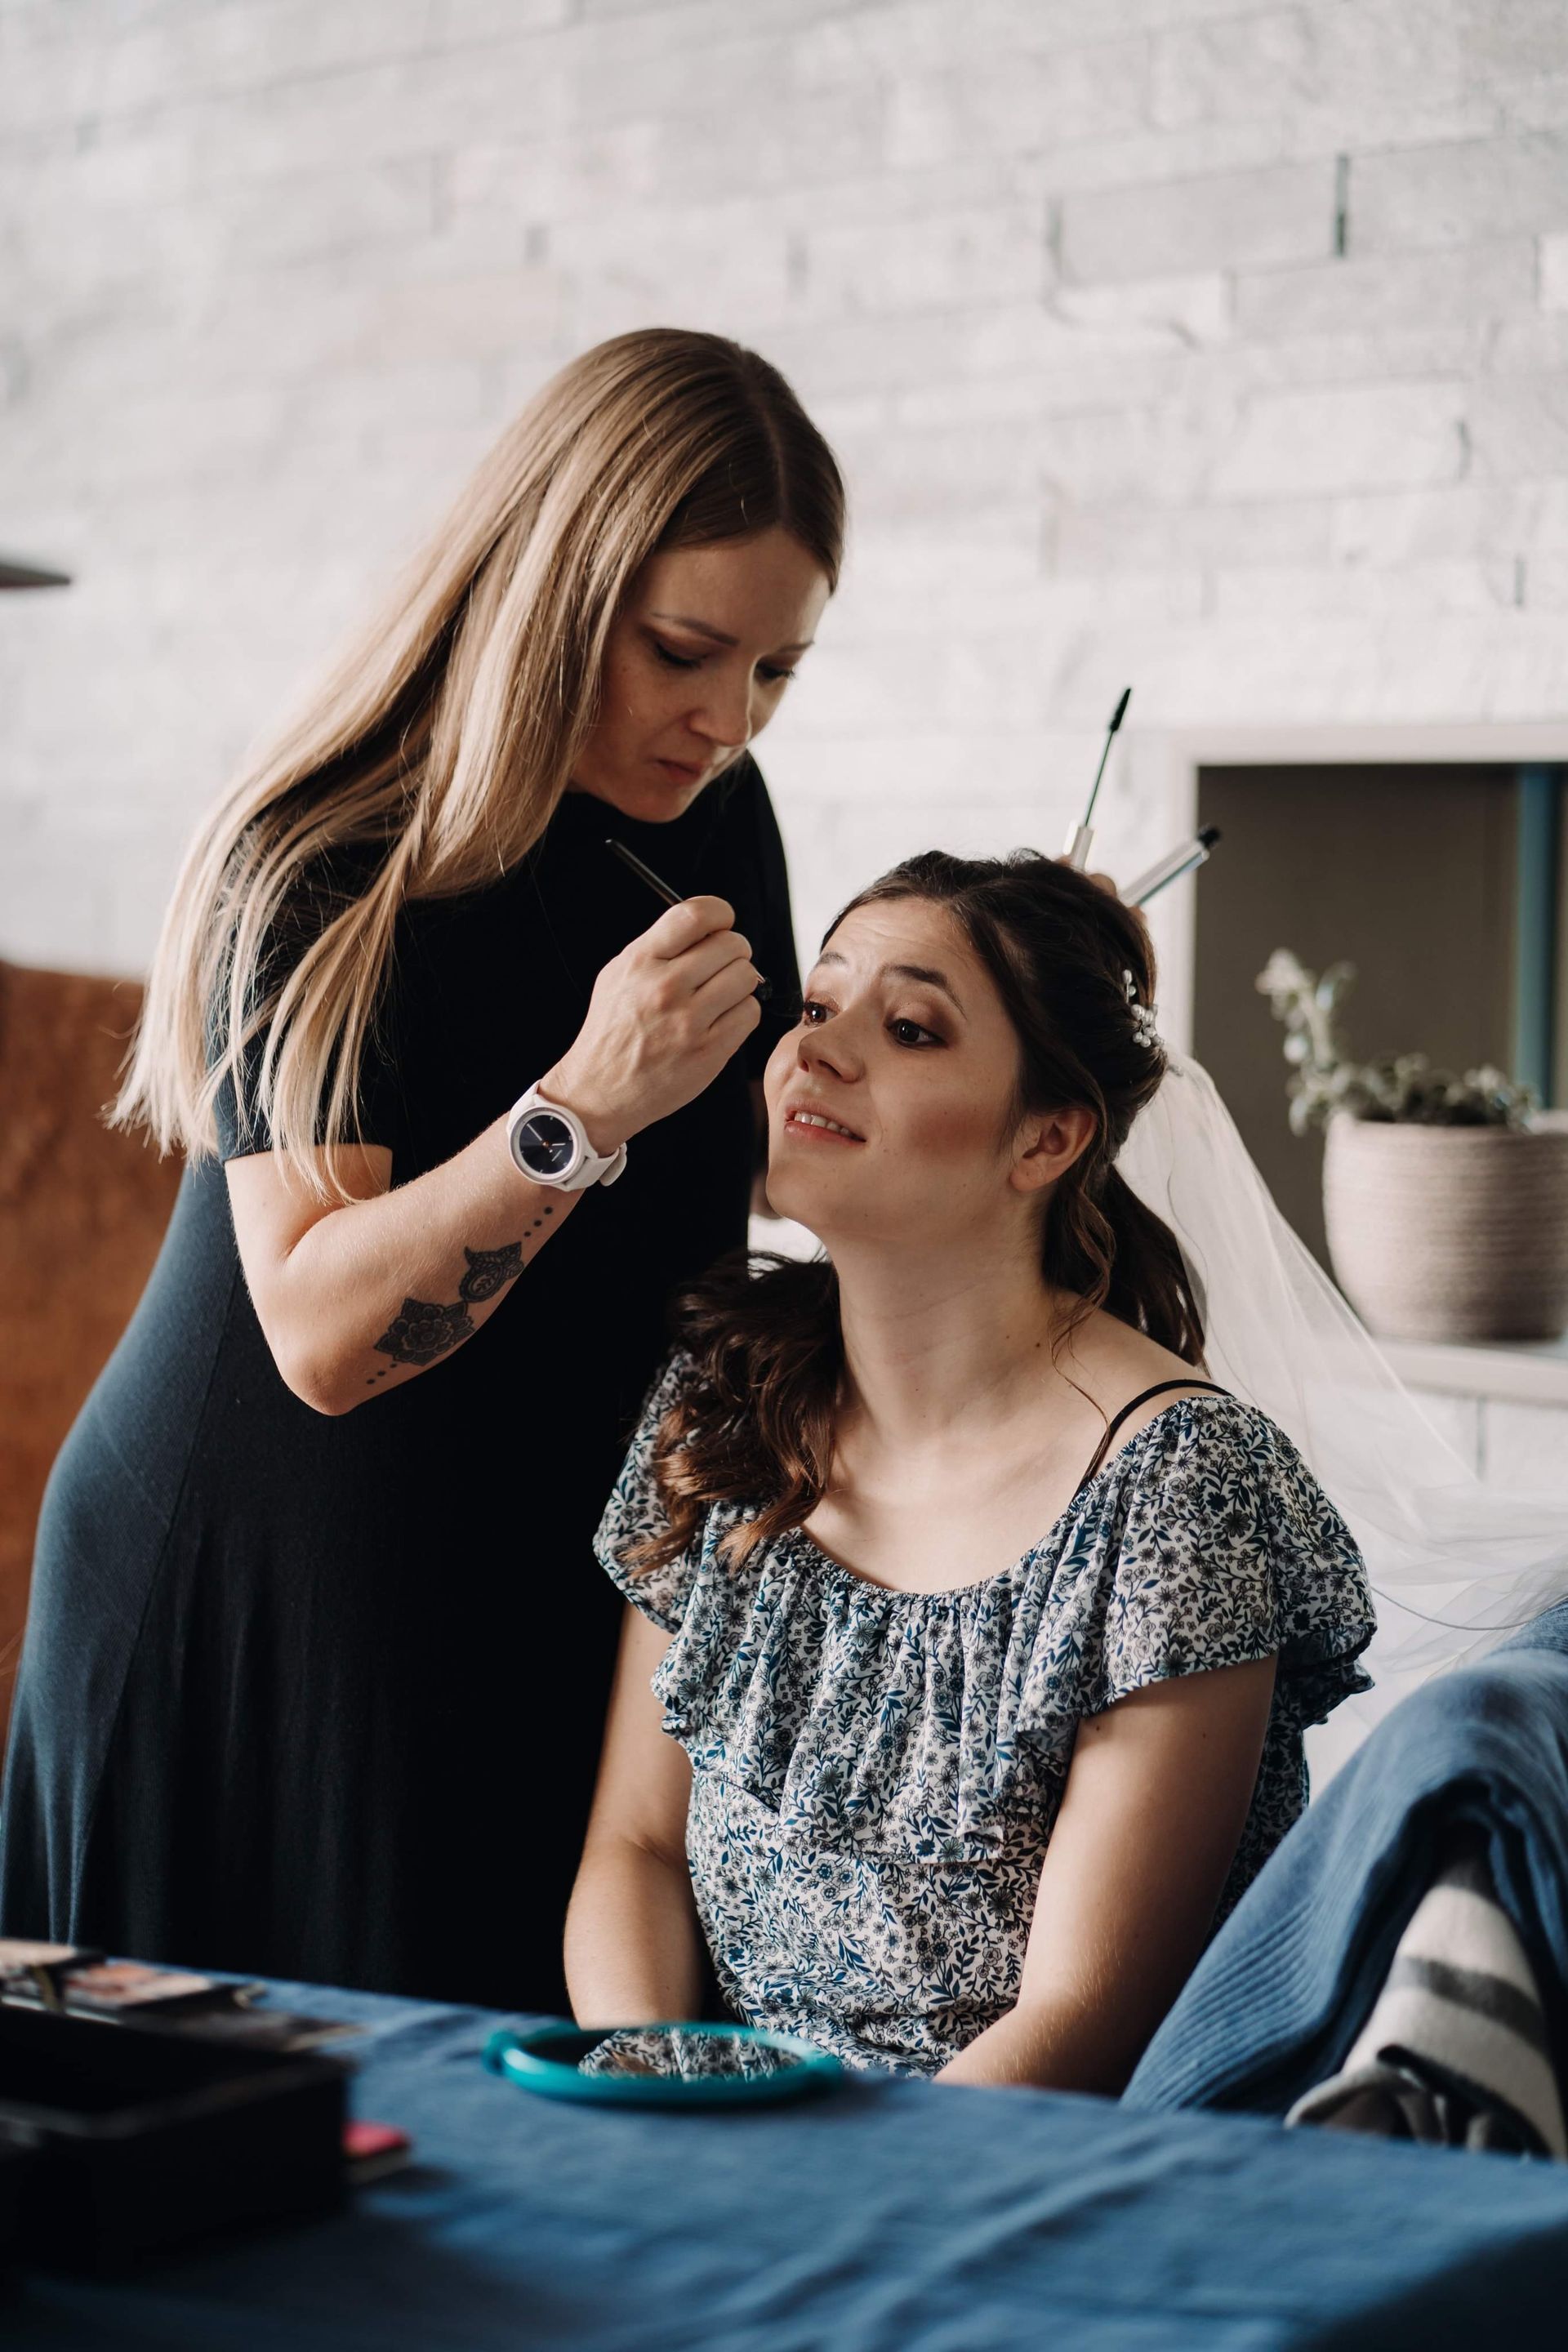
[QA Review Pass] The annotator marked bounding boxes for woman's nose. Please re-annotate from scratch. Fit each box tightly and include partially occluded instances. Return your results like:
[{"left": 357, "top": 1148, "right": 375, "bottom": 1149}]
[
  {"left": 800, "top": 1023, "right": 859, "bottom": 1085},
  {"left": 688, "top": 667, "right": 756, "bottom": 751}
]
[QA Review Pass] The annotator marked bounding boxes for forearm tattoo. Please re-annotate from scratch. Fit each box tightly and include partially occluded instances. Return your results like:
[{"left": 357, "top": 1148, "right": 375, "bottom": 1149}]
[
  {"left": 368, "top": 1236, "right": 535, "bottom": 1382},
  {"left": 372, "top": 1296, "right": 474, "bottom": 1370},
  {"left": 458, "top": 1241, "right": 524, "bottom": 1303}
]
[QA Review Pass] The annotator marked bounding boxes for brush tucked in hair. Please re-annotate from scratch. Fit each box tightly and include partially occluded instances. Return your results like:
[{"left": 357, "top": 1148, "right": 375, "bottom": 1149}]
[{"left": 630, "top": 848, "right": 1205, "bottom": 1576}]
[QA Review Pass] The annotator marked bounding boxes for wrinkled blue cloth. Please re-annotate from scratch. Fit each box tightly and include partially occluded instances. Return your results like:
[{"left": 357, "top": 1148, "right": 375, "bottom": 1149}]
[
  {"left": 1126, "top": 1601, "right": 1568, "bottom": 2118},
  {"left": 8, "top": 1974, "right": 1568, "bottom": 2348}
]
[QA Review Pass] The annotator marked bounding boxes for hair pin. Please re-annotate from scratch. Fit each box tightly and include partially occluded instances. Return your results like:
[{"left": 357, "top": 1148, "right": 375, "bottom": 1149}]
[{"left": 1124, "top": 969, "right": 1160, "bottom": 1053}]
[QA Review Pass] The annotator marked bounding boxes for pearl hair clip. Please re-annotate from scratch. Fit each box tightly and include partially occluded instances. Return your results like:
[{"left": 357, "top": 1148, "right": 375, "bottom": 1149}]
[{"left": 1124, "top": 969, "right": 1161, "bottom": 1052}]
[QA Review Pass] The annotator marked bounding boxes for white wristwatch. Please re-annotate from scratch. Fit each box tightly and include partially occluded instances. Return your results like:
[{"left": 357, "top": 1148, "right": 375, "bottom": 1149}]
[{"left": 506, "top": 1082, "right": 627, "bottom": 1192}]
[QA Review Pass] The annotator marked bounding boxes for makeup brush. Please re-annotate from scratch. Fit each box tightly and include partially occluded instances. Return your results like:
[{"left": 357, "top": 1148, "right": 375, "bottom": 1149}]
[
  {"left": 1062, "top": 686, "right": 1131, "bottom": 871},
  {"left": 605, "top": 838, "right": 773, "bottom": 1001}
]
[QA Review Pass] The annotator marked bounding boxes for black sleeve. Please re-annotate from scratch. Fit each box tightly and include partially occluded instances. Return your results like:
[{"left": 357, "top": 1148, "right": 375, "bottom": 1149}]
[
  {"left": 209, "top": 860, "right": 407, "bottom": 1165},
  {"left": 211, "top": 1032, "right": 272, "bottom": 1165},
  {"left": 716, "top": 760, "right": 802, "bottom": 1080}
]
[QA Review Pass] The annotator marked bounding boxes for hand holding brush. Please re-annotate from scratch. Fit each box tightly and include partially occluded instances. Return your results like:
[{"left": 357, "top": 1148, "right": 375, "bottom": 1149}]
[
  {"left": 534, "top": 854, "right": 768, "bottom": 1155},
  {"left": 606, "top": 839, "right": 773, "bottom": 1002}
]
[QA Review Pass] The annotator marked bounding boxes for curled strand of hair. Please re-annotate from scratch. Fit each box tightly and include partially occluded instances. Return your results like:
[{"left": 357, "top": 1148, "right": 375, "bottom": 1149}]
[{"left": 623, "top": 1254, "right": 842, "bottom": 1577}]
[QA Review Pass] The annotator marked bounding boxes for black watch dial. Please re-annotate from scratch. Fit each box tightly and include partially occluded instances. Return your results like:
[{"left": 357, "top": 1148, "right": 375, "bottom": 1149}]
[{"left": 514, "top": 1108, "right": 578, "bottom": 1179}]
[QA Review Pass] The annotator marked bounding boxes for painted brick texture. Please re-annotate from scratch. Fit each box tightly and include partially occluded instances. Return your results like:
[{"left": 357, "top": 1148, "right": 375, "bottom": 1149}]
[{"left": 4, "top": 0, "right": 1568, "bottom": 978}]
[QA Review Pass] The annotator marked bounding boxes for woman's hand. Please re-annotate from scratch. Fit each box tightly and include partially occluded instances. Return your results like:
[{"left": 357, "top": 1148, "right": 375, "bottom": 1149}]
[
  {"left": 225, "top": 898, "right": 760, "bottom": 1418},
  {"left": 543, "top": 895, "right": 763, "bottom": 1152}
]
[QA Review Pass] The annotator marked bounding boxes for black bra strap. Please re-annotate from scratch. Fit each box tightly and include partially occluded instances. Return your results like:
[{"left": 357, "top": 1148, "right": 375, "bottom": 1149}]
[{"left": 1076, "top": 1379, "right": 1230, "bottom": 1492}]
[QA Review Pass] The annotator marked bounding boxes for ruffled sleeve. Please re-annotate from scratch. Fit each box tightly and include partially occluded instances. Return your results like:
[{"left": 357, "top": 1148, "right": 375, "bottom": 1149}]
[
  {"left": 594, "top": 1350, "right": 707, "bottom": 1633},
  {"left": 1009, "top": 1397, "right": 1374, "bottom": 1765}
]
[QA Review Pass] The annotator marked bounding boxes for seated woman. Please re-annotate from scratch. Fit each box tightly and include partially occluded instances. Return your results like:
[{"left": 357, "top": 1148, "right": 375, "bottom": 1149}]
[{"left": 565, "top": 850, "right": 1375, "bottom": 2089}]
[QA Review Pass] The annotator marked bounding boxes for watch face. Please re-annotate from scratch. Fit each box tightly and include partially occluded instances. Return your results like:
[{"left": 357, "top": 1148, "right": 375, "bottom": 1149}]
[{"left": 514, "top": 1109, "right": 577, "bottom": 1178}]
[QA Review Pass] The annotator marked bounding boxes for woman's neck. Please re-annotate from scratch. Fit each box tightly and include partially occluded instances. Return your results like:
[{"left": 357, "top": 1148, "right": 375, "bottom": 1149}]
[{"left": 831, "top": 1232, "right": 1070, "bottom": 1453}]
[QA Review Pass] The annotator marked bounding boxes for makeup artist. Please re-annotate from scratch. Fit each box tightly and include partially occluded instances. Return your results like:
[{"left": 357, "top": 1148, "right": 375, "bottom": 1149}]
[{"left": 0, "top": 330, "right": 840, "bottom": 2013}]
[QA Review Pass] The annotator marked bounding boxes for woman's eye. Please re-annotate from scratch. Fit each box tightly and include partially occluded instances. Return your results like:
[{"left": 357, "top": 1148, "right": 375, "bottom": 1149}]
[
  {"left": 649, "top": 635, "right": 796, "bottom": 684},
  {"left": 650, "top": 639, "right": 702, "bottom": 671},
  {"left": 800, "top": 999, "right": 938, "bottom": 1045}
]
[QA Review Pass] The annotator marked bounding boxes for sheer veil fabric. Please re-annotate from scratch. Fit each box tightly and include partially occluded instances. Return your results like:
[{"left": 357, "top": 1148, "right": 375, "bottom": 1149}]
[{"left": 1119, "top": 1054, "right": 1568, "bottom": 1770}]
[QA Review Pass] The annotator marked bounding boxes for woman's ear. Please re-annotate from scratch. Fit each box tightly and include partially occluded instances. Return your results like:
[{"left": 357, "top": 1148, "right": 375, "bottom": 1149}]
[{"left": 1010, "top": 1104, "right": 1097, "bottom": 1196}]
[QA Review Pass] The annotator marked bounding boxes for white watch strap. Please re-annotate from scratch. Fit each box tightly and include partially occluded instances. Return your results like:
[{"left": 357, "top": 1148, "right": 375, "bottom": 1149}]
[{"left": 572, "top": 1136, "right": 628, "bottom": 1190}]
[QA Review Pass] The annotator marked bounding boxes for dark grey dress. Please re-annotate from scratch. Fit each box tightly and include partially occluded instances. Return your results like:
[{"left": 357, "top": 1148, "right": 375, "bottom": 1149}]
[{"left": 0, "top": 760, "right": 800, "bottom": 2012}]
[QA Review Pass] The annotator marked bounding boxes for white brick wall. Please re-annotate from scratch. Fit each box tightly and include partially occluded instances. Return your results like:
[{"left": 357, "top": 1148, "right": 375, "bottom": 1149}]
[{"left": 4, "top": 0, "right": 1568, "bottom": 977}]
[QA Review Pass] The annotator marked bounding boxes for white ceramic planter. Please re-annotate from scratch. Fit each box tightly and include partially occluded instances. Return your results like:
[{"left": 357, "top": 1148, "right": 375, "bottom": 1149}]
[{"left": 1322, "top": 1117, "right": 1568, "bottom": 1343}]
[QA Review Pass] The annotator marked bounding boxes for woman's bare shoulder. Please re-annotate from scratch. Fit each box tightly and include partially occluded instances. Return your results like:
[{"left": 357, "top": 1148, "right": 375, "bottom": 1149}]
[{"left": 1062, "top": 1307, "right": 1218, "bottom": 1422}]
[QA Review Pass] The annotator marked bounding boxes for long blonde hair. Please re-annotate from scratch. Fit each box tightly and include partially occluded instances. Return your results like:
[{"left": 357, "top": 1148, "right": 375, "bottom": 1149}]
[{"left": 114, "top": 328, "right": 844, "bottom": 1198}]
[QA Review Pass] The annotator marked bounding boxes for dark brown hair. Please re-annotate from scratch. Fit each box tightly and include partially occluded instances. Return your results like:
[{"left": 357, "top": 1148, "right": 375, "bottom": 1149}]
[{"left": 633, "top": 849, "right": 1205, "bottom": 1574}]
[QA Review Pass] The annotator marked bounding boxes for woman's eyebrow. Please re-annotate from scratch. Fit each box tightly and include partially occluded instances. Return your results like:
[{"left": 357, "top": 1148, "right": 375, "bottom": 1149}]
[
  {"left": 814, "top": 949, "right": 966, "bottom": 1017},
  {"left": 648, "top": 610, "right": 815, "bottom": 655}
]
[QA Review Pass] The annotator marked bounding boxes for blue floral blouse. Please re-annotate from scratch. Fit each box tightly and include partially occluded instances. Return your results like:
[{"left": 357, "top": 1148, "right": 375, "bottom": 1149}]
[{"left": 595, "top": 1352, "right": 1375, "bottom": 2077}]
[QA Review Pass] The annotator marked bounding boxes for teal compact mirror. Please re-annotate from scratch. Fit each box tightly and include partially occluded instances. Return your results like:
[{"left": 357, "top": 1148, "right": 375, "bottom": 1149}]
[{"left": 483, "top": 2020, "right": 844, "bottom": 2108}]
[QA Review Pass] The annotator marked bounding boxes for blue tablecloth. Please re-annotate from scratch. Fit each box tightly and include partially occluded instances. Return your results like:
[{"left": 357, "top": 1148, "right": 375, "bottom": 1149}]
[{"left": 7, "top": 1980, "right": 1568, "bottom": 2350}]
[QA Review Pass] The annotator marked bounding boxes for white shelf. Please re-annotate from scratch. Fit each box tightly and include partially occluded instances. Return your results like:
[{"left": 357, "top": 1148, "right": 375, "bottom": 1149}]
[{"left": 1383, "top": 1333, "right": 1568, "bottom": 1408}]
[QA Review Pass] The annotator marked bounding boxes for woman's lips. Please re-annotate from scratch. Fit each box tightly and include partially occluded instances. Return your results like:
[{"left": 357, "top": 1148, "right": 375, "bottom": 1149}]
[
  {"left": 782, "top": 1110, "right": 864, "bottom": 1146},
  {"left": 654, "top": 757, "right": 703, "bottom": 783}
]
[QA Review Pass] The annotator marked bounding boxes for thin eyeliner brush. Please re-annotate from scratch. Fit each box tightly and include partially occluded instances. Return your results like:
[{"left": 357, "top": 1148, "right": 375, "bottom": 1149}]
[{"left": 605, "top": 837, "right": 773, "bottom": 1002}]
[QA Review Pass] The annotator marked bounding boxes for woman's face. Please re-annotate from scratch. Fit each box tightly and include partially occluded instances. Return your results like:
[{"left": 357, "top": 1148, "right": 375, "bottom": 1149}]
[
  {"left": 571, "top": 527, "right": 830, "bottom": 824},
  {"left": 763, "top": 898, "right": 1092, "bottom": 1249}
]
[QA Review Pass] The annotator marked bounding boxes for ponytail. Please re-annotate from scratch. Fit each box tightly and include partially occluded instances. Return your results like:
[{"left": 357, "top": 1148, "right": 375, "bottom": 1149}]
[{"left": 1098, "top": 1167, "right": 1205, "bottom": 1363}]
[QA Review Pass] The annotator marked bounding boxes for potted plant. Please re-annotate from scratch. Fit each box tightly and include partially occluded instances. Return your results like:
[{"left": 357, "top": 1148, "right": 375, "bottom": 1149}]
[{"left": 1256, "top": 950, "right": 1568, "bottom": 1344}]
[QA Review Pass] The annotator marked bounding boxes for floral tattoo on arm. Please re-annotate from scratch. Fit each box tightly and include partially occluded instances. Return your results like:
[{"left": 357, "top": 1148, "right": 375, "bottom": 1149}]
[
  {"left": 368, "top": 1241, "right": 527, "bottom": 1379},
  {"left": 457, "top": 1241, "right": 524, "bottom": 1303},
  {"left": 373, "top": 1297, "right": 474, "bottom": 1370}
]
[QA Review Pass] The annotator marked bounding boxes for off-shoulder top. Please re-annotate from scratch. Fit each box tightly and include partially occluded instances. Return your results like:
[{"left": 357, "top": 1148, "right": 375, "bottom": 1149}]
[{"left": 595, "top": 1351, "right": 1375, "bottom": 2075}]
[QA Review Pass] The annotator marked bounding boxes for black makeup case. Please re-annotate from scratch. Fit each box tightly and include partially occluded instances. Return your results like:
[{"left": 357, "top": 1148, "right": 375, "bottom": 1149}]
[
  {"left": 0, "top": 2001, "right": 348, "bottom": 2271},
  {"left": 0, "top": 2123, "right": 29, "bottom": 2278}
]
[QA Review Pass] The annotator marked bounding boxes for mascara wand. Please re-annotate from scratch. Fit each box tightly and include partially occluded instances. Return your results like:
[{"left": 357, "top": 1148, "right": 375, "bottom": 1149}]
[{"left": 1062, "top": 685, "right": 1131, "bottom": 871}]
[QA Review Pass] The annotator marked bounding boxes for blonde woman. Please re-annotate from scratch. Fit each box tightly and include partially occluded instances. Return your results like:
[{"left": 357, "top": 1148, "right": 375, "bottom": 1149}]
[{"left": 0, "top": 331, "right": 842, "bottom": 2012}]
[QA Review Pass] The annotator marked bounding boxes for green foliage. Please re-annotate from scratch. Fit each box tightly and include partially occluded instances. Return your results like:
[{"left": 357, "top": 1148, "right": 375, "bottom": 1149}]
[{"left": 1255, "top": 950, "right": 1537, "bottom": 1135}]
